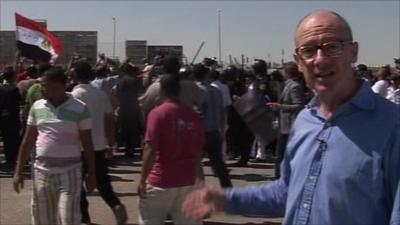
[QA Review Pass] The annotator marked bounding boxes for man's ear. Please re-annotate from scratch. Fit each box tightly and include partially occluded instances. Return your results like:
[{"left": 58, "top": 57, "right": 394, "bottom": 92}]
[
  {"left": 294, "top": 54, "right": 304, "bottom": 73},
  {"left": 350, "top": 42, "right": 359, "bottom": 64}
]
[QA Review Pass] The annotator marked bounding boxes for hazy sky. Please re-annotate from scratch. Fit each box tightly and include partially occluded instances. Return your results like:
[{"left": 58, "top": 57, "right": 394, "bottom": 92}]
[{"left": 1, "top": 0, "right": 399, "bottom": 66}]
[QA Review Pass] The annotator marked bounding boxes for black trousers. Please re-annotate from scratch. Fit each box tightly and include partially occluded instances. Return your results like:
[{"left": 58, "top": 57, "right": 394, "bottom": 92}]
[
  {"left": 117, "top": 112, "right": 142, "bottom": 154},
  {"left": 81, "top": 150, "right": 121, "bottom": 221},
  {"left": 204, "top": 130, "right": 232, "bottom": 187},
  {"left": 0, "top": 116, "right": 20, "bottom": 165},
  {"left": 226, "top": 107, "right": 254, "bottom": 163},
  {"left": 275, "top": 133, "right": 289, "bottom": 179}
]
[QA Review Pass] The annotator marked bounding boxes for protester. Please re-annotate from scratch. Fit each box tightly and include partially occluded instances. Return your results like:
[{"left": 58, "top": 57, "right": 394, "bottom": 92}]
[
  {"left": 13, "top": 67, "right": 96, "bottom": 225},
  {"left": 16, "top": 65, "right": 38, "bottom": 99},
  {"left": 226, "top": 69, "right": 254, "bottom": 167},
  {"left": 208, "top": 62, "right": 232, "bottom": 164},
  {"left": 91, "top": 64, "right": 118, "bottom": 106},
  {"left": 386, "top": 73, "right": 400, "bottom": 104},
  {"left": 267, "top": 61, "right": 305, "bottom": 178},
  {"left": 114, "top": 62, "right": 143, "bottom": 158},
  {"left": 137, "top": 72, "right": 204, "bottom": 225},
  {"left": 0, "top": 67, "right": 21, "bottom": 170},
  {"left": 24, "top": 64, "right": 52, "bottom": 110},
  {"left": 193, "top": 63, "right": 232, "bottom": 187},
  {"left": 138, "top": 55, "right": 205, "bottom": 118},
  {"left": 355, "top": 63, "right": 374, "bottom": 83},
  {"left": 70, "top": 61, "right": 127, "bottom": 225},
  {"left": 371, "top": 65, "right": 391, "bottom": 97},
  {"left": 394, "top": 58, "right": 400, "bottom": 74},
  {"left": 183, "top": 10, "right": 400, "bottom": 225},
  {"left": 248, "top": 59, "right": 276, "bottom": 163}
]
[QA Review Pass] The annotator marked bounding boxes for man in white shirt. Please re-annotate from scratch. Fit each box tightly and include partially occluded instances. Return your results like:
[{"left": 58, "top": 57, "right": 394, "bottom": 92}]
[
  {"left": 71, "top": 61, "right": 127, "bottom": 225},
  {"left": 209, "top": 69, "right": 232, "bottom": 161},
  {"left": 371, "top": 65, "right": 391, "bottom": 97},
  {"left": 387, "top": 74, "right": 400, "bottom": 104}
]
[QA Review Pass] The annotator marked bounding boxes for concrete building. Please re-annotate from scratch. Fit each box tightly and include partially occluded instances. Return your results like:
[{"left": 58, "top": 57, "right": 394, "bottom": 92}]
[
  {"left": 125, "top": 40, "right": 147, "bottom": 66},
  {"left": 147, "top": 45, "right": 183, "bottom": 63},
  {"left": 0, "top": 30, "right": 97, "bottom": 66},
  {"left": 125, "top": 40, "right": 183, "bottom": 66}
]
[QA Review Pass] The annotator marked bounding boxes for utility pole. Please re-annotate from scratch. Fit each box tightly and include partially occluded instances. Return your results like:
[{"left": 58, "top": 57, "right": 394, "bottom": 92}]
[
  {"left": 112, "top": 17, "right": 116, "bottom": 59},
  {"left": 218, "top": 10, "right": 222, "bottom": 66}
]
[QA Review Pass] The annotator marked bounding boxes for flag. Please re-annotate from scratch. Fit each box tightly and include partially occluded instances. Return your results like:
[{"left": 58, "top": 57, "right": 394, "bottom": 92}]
[{"left": 15, "top": 13, "right": 62, "bottom": 62}]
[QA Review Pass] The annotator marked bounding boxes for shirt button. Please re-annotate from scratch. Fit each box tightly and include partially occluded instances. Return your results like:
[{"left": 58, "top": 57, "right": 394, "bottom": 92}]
[
  {"left": 309, "top": 175, "right": 315, "bottom": 180},
  {"left": 303, "top": 203, "right": 309, "bottom": 209},
  {"left": 324, "top": 122, "right": 331, "bottom": 129}
]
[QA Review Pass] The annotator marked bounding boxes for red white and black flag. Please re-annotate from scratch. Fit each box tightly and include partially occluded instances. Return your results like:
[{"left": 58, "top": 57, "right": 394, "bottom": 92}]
[{"left": 15, "top": 13, "right": 62, "bottom": 62}]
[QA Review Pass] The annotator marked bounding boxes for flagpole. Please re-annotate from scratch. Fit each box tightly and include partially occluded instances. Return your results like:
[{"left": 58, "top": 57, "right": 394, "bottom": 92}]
[{"left": 112, "top": 17, "right": 116, "bottom": 59}]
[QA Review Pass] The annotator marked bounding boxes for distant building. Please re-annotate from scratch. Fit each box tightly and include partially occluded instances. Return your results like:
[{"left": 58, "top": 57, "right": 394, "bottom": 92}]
[
  {"left": 125, "top": 40, "right": 147, "bottom": 66},
  {"left": 147, "top": 45, "right": 183, "bottom": 63},
  {"left": 125, "top": 40, "right": 183, "bottom": 66},
  {"left": 0, "top": 30, "right": 97, "bottom": 65}
]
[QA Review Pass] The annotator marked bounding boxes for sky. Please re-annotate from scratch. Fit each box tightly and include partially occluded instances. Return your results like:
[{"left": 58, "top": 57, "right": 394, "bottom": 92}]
[{"left": 1, "top": 0, "right": 399, "bottom": 66}]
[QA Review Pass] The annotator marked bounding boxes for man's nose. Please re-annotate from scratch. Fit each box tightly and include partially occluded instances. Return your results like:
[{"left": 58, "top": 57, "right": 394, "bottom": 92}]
[{"left": 313, "top": 49, "right": 328, "bottom": 64}]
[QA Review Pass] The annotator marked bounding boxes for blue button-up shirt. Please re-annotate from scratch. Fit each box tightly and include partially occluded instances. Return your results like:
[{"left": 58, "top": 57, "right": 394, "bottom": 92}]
[{"left": 225, "top": 81, "right": 400, "bottom": 225}]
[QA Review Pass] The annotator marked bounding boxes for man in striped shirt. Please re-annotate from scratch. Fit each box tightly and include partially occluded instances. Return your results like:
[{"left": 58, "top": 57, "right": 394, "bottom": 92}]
[{"left": 13, "top": 67, "right": 96, "bottom": 225}]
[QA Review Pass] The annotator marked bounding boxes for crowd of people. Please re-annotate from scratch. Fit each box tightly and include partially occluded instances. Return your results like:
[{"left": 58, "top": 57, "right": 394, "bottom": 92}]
[{"left": 0, "top": 9, "right": 399, "bottom": 225}]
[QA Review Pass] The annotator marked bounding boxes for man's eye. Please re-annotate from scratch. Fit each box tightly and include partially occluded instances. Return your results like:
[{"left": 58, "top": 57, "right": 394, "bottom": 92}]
[
  {"left": 323, "top": 43, "right": 340, "bottom": 51},
  {"left": 301, "top": 47, "right": 316, "bottom": 55}
]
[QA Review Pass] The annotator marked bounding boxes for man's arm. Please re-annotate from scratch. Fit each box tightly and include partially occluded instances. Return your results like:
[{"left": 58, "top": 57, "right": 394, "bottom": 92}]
[
  {"left": 281, "top": 84, "right": 304, "bottom": 112},
  {"left": 183, "top": 131, "right": 292, "bottom": 220},
  {"left": 79, "top": 129, "right": 96, "bottom": 192},
  {"left": 267, "top": 84, "right": 304, "bottom": 112},
  {"left": 137, "top": 141, "right": 157, "bottom": 198},
  {"left": 388, "top": 119, "right": 400, "bottom": 224},
  {"left": 183, "top": 169, "right": 288, "bottom": 220},
  {"left": 224, "top": 179, "right": 287, "bottom": 217},
  {"left": 13, "top": 125, "right": 37, "bottom": 193},
  {"left": 138, "top": 82, "right": 161, "bottom": 116}
]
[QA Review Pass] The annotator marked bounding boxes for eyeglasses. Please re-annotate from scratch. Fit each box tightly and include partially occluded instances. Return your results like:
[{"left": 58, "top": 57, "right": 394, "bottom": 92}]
[{"left": 295, "top": 40, "right": 354, "bottom": 60}]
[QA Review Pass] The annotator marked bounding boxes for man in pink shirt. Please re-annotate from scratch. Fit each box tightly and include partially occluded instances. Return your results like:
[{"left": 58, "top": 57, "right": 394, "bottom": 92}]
[{"left": 137, "top": 56, "right": 205, "bottom": 225}]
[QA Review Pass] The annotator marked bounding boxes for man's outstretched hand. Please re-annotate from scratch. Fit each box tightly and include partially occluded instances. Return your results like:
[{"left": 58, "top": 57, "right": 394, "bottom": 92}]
[{"left": 182, "top": 185, "right": 226, "bottom": 220}]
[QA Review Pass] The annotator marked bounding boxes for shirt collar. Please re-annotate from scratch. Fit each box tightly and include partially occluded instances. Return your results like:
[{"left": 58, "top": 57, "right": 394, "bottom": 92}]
[
  {"left": 72, "top": 83, "right": 92, "bottom": 90},
  {"left": 306, "top": 80, "right": 375, "bottom": 111},
  {"left": 348, "top": 80, "right": 375, "bottom": 110},
  {"left": 44, "top": 94, "right": 72, "bottom": 109}
]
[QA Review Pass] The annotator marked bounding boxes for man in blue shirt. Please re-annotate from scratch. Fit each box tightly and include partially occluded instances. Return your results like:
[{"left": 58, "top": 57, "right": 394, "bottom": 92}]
[{"left": 182, "top": 10, "right": 400, "bottom": 225}]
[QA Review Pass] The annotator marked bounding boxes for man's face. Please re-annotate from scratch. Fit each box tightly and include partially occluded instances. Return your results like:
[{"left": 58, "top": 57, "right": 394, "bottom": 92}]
[
  {"left": 395, "top": 63, "right": 400, "bottom": 71},
  {"left": 294, "top": 12, "right": 358, "bottom": 96},
  {"left": 40, "top": 76, "right": 63, "bottom": 101}
]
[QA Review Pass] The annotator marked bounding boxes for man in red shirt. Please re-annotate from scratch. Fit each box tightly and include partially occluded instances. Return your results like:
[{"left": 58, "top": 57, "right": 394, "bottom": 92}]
[{"left": 137, "top": 56, "right": 205, "bottom": 225}]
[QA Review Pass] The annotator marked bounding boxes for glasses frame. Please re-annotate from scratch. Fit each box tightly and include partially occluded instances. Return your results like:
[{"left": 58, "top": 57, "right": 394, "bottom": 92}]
[{"left": 295, "top": 40, "right": 354, "bottom": 60}]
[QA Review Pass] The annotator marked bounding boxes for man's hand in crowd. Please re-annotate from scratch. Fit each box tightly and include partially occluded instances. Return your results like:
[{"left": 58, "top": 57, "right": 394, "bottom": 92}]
[
  {"left": 137, "top": 182, "right": 147, "bottom": 199},
  {"left": 13, "top": 173, "right": 24, "bottom": 193},
  {"left": 267, "top": 102, "right": 282, "bottom": 111}
]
